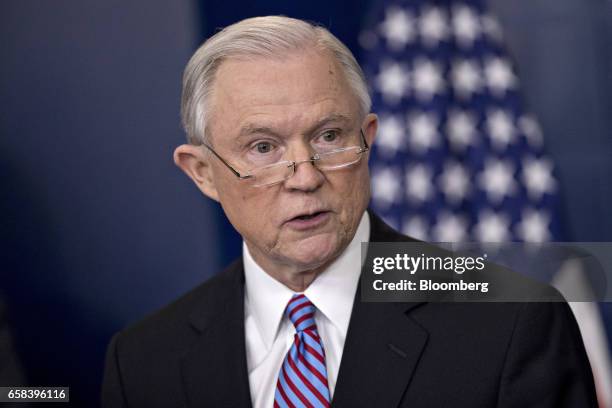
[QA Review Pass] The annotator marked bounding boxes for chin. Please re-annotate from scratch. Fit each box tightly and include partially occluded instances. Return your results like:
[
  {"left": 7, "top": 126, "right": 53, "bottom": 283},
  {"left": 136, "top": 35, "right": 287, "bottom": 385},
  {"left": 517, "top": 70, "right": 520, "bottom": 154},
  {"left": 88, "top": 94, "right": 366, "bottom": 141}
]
[{"left": 285, "top": 233, "right": 341, "bottom": 269}]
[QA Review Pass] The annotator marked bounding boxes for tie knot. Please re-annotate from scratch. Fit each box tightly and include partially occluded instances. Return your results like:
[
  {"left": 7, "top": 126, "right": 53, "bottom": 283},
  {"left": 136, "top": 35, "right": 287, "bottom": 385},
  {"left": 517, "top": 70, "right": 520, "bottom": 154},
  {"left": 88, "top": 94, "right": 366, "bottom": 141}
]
[{"left": 285, "top": 294, "right": 317, "bottom": 332}]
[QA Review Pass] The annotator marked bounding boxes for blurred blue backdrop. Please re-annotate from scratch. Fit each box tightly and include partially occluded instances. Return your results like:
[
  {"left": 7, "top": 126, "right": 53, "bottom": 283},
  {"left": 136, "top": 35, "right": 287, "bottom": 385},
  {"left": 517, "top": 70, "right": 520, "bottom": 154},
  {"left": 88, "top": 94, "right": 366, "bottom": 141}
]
[{"left": 1, "top": 0, "right": 611, "bottom": 405}]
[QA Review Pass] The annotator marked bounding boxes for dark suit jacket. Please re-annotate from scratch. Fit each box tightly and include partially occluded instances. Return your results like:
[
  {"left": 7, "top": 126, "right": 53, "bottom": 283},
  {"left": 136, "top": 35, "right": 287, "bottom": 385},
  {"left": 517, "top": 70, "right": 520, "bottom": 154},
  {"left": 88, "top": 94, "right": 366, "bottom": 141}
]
[{"left": 102, "top": 212, "right": 597, "bottom": 407}]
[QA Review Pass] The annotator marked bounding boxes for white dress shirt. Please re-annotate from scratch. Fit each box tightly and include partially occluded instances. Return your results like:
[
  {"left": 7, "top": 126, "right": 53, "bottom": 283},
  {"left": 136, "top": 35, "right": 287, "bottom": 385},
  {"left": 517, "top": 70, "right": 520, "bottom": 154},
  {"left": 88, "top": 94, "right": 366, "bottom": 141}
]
[{"left": 243, "top": 212, "right": 370, "bottom": 408}]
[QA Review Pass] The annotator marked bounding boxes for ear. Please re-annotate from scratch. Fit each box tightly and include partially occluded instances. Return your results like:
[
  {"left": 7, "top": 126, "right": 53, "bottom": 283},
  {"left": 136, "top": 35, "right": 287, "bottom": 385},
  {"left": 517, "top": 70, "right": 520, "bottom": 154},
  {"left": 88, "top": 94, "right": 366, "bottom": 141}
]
[
  {"left": 362, "top": 113, "right": 378, "bottom": 149},
  {"left": 173, "top": 144, "right": 220, "bottom": 202}
]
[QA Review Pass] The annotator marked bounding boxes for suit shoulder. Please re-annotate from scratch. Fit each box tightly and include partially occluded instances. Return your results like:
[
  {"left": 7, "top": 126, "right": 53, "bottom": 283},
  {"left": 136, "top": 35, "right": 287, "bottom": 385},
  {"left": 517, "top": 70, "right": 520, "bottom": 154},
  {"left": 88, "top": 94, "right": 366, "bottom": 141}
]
[{"left": 368, "top": 210, "right": 420, "bottom": 243}]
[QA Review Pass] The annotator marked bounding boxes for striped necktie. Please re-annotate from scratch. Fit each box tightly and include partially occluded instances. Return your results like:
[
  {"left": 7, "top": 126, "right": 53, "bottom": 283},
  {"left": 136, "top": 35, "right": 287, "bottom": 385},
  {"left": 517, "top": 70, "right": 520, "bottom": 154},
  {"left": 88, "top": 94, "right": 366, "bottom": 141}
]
[{"left": 274, "top": 294, "right": 331, "bottom": 408}]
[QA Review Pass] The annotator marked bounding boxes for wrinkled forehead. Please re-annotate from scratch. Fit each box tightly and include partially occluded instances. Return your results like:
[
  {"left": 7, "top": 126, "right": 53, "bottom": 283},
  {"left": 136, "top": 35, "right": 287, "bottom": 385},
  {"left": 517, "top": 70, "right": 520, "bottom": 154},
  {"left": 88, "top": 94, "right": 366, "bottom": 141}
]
[{"left": 207, "top": 49, "right": 362, "bottom": 143}]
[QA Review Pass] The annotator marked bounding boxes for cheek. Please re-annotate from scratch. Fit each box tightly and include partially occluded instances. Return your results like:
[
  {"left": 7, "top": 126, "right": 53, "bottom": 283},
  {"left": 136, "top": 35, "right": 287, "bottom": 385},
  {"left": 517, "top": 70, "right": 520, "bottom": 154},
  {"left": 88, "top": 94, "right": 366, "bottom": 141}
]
[
  {"left": 217, "top": 182, "right": 280, "bottom": 236},
  {"left": 332, "top": 167, "right": 371, "bottom": 223},
  {"left": 346, "top": 166, "right": 371, "bottom": 203},
  {"left": 213, "top": 175, "right": 249, "bottom": 224}
]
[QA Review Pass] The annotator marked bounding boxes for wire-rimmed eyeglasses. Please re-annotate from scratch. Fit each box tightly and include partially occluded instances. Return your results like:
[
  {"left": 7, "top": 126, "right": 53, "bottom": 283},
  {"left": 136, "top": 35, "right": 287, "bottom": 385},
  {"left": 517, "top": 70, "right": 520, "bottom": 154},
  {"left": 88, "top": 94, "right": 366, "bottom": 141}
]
[{"left": 202, "top": 129, "right": 370, "bottom": 187}]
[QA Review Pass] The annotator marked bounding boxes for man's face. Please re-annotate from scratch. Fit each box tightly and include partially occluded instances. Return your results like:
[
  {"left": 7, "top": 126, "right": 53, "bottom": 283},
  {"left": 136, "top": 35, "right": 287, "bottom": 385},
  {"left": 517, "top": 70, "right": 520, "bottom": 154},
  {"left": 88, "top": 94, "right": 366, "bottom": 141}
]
[{"left": 205, "top": 48, "right": 376, "bottom": 273}]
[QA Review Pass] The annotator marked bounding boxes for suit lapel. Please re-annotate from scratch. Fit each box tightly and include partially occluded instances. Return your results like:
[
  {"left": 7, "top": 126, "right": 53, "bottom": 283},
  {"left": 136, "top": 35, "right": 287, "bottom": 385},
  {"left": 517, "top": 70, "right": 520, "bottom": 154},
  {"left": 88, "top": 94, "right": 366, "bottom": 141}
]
[
  {"left": 180, "top": 261, "right": 253, "bottom": 408},
  {"left": 331, "top": 298, "right": 427, "bottom": 407},
  {"left": 332, "top": 212, "right": 429, "bottom": 407}
]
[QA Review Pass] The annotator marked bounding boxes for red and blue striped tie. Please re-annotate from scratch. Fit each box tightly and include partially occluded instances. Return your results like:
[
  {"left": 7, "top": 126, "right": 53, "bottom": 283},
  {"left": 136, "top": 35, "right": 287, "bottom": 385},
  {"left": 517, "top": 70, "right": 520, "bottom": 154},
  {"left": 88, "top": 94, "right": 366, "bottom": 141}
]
[{"left": 274, "top": 294, "right": 331, "bottom": 408}]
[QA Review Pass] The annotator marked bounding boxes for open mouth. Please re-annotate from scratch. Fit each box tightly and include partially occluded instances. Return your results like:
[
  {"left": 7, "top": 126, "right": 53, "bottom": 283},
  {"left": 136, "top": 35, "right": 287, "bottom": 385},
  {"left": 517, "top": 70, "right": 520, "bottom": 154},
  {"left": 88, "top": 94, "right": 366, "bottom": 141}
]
[
  {"left": 286, "top": 211, "right": 330, "bottom": 230},
  {"left": 293, "top": 211, "right": 325, "bottom": 221}
]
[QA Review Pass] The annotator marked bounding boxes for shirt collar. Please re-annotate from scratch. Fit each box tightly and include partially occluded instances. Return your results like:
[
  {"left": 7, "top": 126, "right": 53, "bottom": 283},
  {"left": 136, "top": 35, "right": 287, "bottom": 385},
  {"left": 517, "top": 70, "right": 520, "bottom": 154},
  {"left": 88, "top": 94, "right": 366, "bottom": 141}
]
[{"left": 243, "top": 211, "right": 370, "bottom": 349}]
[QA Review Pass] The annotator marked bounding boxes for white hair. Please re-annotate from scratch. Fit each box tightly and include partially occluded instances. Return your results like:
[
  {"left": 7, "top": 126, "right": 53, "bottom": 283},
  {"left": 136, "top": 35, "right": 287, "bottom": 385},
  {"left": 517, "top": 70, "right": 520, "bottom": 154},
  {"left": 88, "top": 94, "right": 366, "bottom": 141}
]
[{"left": 180, "top": 16, "right": 372, "bottom": 145}]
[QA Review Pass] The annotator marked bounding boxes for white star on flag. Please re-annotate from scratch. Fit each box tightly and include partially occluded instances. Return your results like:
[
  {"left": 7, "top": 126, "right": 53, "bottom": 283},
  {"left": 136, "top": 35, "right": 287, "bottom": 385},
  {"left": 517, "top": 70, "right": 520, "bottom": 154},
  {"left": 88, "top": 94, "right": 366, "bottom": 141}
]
[
  {"left": 405, "top": 164, "right": 433, "bottom": 202},
  {"left": 446, "top": 109, "right": 478, "bottom": 151},
  {"left": 371, "top": 166, "right": 402, "bottom": 209},
  {"left": 475, "top": 210, "right": 510, "bottom": 242},
  {"left": 515, "top": 208, "right": 551, "bottom": 242},
  {"left": 379, "top": 7, "right": 416, "bottom": 50},
  {"left": 452, "top": 4, "right": 481, "bottom": 48},
  {"left": 485, "top": 57, "right": 517, "bottom": 96},
  {"left": 376, "top": 60, "right": 411, "bottom": 104},
  {"left": 432, "top": 212, "right": 468, "bottom": 242},
  {"left": 408, "top": 111, "right": 440, "bottom": 153},
  {"left": 402, "top": 216, "right": 429, "bottom": 240},
  {"left": 522, "top": 156, "right": 557, "bottom": 200},
  {"left": 486, "top": 109, "right": 516, "bottom": 150},
  {"left": 439, "top": 161, "right": 471, "bottom": 204},
  {"left": 376, "top": 114, "right": 406, "bottom": 157},
  {"left": 451, "top": 59, "right": 483, "bottom": 99},
  {"left": 478, "top": 158, "right": 517, "bottom": 203},
  {"left": 419, "top": 6, "right": 449, "bottom": 47},
  {"left": 412, "top": 58, "right": 446, "bottom": 101}
]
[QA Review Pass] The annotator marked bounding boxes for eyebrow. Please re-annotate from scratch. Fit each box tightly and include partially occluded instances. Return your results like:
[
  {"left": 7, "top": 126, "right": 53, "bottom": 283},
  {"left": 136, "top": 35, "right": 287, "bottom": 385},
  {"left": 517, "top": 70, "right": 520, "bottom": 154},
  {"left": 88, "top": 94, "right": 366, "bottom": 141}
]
[
  {"left": 308, "top": 114, "right": 353, "bottom": 134},
  {"left": 236, "top": 113, "right": 354, "bottom": 142},
  {"left": 237, "top": 124, "right": 281, "bottom": 140}
]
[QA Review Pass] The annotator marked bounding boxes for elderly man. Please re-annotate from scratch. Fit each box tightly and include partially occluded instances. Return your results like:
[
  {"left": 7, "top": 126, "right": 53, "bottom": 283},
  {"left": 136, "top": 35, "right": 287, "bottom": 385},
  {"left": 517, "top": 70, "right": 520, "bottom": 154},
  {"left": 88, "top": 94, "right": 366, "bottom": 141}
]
[{"left": 102, "top": 16, "right": 596, "bottom": 408}]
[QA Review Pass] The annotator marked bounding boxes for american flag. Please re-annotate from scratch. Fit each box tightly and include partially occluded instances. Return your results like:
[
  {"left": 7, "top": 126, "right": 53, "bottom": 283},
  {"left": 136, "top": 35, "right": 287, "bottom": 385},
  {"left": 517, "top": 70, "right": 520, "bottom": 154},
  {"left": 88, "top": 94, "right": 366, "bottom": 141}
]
[
  {"left": 360, "top": 0, "right": 612, "bottom": 403},
  {"left": 361, "top": 0, "right": 560, "bottom": 243}
]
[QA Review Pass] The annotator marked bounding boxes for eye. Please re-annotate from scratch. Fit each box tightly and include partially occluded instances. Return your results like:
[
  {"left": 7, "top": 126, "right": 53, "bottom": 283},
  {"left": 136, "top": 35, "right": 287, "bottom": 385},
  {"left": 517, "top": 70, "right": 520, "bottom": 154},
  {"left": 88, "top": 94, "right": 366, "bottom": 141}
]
[
  {"left": 320, "top": 130, "right": 339, "bottom": 143},
  {"left": 254, "top": 141, "right": 274, "bottom": 154}
]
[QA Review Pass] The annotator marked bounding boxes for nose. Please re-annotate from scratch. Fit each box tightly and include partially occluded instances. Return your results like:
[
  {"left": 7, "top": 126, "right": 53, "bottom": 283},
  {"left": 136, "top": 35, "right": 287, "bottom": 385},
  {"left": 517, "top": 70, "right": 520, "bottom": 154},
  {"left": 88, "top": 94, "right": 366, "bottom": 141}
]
[{"left": 283, "top": 148, "right": 325, "bottom": 192}]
